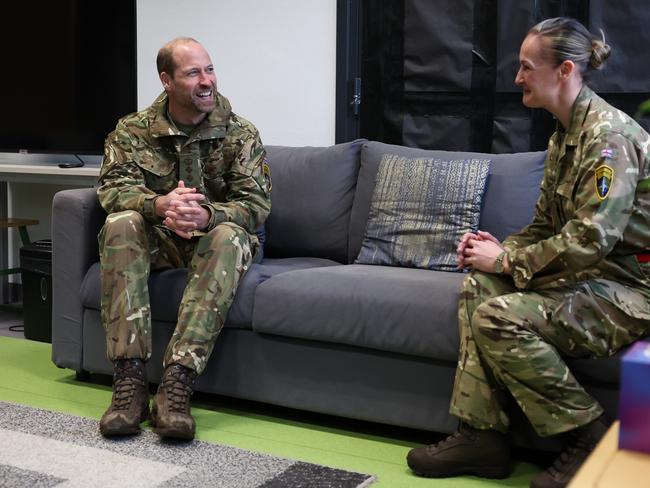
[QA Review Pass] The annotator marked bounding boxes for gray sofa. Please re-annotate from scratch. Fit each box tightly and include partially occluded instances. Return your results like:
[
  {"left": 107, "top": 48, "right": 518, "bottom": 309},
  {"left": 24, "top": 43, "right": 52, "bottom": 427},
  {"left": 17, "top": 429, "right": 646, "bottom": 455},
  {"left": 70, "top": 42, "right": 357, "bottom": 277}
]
[{"left": 51, "top": 140, "right": 628, "bottom": 447}]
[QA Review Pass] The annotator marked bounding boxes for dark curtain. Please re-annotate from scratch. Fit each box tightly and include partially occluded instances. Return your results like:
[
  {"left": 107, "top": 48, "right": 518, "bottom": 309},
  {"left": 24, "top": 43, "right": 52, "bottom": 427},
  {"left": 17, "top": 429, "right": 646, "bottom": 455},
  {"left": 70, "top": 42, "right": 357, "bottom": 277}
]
[{"left": 360, "top": 0, "right": 650, "bottom": 153}]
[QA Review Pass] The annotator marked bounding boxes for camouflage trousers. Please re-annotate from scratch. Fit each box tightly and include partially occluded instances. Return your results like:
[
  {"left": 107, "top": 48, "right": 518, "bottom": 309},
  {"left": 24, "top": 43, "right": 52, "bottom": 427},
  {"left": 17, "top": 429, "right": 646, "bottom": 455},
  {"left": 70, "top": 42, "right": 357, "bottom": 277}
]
[
  {"left": 450, "top": 270, "right": 650, "bottom": 436},
  {"left": 99, "top": 210, "right": 254, "bottom": 374}
]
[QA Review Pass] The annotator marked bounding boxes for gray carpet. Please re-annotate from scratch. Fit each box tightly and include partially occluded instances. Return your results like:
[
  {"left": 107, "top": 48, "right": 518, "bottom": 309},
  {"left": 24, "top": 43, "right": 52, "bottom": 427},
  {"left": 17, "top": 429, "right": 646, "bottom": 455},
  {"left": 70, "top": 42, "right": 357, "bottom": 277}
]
[{"left": 0, "top": 401, "right": 376, "bottom": 488}]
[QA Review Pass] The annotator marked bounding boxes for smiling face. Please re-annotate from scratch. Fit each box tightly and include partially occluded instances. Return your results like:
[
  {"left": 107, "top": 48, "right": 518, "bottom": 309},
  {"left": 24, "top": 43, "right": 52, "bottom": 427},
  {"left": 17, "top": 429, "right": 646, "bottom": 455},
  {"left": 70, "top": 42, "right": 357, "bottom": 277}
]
[
  {"left": 161, "top": 41, "right": 217, "bottom": 125},
  {"left": 515, "top": 34, "right": 562, "bottom": 110}
]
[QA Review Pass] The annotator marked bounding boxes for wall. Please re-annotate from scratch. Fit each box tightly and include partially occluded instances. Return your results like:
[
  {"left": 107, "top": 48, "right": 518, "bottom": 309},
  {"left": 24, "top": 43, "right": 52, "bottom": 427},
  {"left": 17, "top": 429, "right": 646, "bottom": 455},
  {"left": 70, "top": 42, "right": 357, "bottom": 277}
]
[
  {"left": 137, "top": 0, "right": 337, "bottom": 146},
  {"left": 7, "top": 1, "right": 337, "bottom": 270}
]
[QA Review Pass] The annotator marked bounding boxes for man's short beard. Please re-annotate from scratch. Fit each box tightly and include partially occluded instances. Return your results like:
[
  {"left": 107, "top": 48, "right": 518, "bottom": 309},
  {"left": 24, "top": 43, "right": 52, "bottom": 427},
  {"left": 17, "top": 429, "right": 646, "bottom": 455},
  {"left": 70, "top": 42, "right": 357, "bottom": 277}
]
[
  {"left": 193, "top": 100, "right": 216, "bottom": 113},
  {"left": 192, "top": 92, "right": 216, "bottom": 114}
]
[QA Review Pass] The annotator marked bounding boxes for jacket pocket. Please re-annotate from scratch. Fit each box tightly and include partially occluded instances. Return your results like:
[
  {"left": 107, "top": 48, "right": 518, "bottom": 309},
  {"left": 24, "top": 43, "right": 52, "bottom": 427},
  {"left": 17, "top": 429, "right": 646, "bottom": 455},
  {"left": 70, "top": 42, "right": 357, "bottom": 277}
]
[
  {"left": 589, "top": 279, "right": 650, "bottom": 321},
  {"left": 201, "top": 154, "right": 226, "bottom": 179},
  {"left": 134, "top": 153, "right": 175, "bottom": 192},
  {"left": 202, "top": 155, "right": 228, "bottom": 201},
  {"left": 553, "top": 182, "right": 575, "bottom": 229}
]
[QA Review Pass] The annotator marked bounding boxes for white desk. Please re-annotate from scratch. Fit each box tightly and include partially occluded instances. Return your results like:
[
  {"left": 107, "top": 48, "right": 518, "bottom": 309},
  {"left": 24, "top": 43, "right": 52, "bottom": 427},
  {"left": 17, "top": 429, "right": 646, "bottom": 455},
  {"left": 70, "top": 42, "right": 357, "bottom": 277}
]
[
  {"left": 0, "top": 157, "right": 100, "bottom": 186},
  {"left": 0, "top": 155, "right": 101, "bottom": 301}
]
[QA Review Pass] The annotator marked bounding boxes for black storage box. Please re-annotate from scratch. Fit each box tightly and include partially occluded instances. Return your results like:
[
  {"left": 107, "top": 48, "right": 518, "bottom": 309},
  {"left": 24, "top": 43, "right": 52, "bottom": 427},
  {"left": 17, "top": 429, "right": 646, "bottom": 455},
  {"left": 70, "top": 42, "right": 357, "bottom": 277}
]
[{"left": 20, "top": 239, "right": 52, "bottom": 343}]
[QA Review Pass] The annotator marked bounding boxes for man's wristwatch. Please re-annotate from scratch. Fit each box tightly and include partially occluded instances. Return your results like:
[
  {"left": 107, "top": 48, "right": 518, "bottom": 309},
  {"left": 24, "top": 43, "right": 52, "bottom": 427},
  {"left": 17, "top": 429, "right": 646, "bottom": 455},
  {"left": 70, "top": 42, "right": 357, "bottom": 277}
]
[{"left": 494, "top": 251, "right": 507, "bottom": 274}]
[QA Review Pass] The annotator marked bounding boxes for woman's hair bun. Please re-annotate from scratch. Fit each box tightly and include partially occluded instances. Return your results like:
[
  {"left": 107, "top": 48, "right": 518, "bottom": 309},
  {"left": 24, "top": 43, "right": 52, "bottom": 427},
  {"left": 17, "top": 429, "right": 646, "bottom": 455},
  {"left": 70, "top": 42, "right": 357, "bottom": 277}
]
[{"left": 590, "top": 30, "right": 611, "bottom": 70}]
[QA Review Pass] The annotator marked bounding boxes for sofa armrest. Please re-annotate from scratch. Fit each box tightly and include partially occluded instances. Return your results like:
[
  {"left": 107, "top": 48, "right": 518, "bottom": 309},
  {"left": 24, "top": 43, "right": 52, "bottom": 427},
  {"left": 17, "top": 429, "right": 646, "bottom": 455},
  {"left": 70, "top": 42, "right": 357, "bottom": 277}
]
[{"left": 51, "top": 187, "right": 106, "bottom": 371}]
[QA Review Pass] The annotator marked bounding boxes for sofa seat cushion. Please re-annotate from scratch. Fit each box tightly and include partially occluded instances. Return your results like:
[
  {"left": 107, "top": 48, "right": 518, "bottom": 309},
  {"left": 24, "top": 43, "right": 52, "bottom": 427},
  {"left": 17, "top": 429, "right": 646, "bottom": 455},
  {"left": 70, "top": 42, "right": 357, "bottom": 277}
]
[
  {"left": 80, "top": 257, "right": 341, "bottom": 329},
  {"left": 252, "top": 264, "right": 466, "bottom": 361}
]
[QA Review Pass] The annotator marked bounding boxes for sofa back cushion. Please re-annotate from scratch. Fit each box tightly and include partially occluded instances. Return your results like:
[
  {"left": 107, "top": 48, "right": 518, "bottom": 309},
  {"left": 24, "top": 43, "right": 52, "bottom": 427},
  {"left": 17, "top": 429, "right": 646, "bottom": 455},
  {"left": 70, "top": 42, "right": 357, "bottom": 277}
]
[
  {"left": 264, "top": 140, "right": 365, "bottom": 263},
  {"left": 349, "top": 141, "right": 546, "bottom": 261}
]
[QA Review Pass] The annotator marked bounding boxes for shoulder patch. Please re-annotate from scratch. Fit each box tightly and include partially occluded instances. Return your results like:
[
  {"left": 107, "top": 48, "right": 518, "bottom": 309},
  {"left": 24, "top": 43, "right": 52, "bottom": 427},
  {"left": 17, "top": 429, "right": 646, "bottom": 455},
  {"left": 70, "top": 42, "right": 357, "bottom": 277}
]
[
  {"left": 263, "top": 158, "right": 272, "bottom": 192},
  {"left": 595, "top": 165, "right": 614, "bottom": 200}
]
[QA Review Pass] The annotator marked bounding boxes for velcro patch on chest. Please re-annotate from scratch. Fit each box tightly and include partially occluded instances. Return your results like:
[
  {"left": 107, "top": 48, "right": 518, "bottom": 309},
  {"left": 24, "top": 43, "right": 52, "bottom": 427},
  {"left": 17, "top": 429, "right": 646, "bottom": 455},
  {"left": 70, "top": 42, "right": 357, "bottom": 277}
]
[{"left": 595, "top": 164, "right": 614, "bottom": 200}]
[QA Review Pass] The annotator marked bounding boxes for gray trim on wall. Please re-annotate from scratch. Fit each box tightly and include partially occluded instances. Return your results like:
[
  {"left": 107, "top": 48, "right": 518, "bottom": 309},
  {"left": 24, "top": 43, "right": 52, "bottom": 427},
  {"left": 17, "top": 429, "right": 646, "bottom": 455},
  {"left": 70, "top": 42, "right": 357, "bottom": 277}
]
[{"left": 0, "top": 182, "right": 7, "bottom": 303}]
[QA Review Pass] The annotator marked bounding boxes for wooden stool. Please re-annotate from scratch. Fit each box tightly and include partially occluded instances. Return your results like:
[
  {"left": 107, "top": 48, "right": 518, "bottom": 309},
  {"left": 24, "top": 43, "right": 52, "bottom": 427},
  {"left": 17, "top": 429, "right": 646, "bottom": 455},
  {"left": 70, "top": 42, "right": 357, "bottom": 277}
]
[{"left": 0, "top": 218, "right": 39, "bottom": 277}]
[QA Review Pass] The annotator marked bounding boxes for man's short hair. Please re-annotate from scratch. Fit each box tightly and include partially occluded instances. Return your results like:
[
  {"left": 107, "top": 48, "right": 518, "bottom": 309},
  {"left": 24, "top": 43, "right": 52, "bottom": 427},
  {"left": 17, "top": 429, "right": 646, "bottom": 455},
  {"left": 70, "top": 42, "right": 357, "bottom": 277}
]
[{"left": 156, "top": 37, "right": 200, "bottom": 78}]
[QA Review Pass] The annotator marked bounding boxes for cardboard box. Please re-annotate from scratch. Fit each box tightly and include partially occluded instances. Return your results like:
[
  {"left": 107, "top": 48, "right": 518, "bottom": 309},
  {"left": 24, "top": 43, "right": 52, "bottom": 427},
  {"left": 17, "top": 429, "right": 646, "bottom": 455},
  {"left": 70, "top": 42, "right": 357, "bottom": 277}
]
[
  {"left": 619, "top": 341, "right": 650, "bottom": 454},
  {"left": 570, "top": 422, "right": 650, "bottom": 487}
]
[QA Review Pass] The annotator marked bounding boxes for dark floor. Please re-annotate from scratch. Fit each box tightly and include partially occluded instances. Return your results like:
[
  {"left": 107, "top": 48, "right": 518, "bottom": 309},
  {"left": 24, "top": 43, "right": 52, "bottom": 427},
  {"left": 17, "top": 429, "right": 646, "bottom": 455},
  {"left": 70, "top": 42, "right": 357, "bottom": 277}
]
[{"left": 0, "top": 305, "right": 25, "bottom": 339}]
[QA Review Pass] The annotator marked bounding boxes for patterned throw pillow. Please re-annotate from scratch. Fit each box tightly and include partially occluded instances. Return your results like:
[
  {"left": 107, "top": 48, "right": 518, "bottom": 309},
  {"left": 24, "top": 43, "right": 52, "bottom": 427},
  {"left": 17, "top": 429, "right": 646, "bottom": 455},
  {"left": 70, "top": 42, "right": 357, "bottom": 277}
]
[{"left": 355, "top": 154, "right": 490, "bottom": 271}]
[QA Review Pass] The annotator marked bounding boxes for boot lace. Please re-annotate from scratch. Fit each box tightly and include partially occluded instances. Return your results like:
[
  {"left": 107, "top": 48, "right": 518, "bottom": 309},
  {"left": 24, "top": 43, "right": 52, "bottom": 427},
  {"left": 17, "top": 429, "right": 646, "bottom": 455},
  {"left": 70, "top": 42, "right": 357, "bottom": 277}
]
[
  {"left": 425, "top": 429, "right": 469, "bottom": 453},
  {"left": 424, "top": 423, "right": 498, "bottom": 454},
  {"left": 547, "top": 436, "right": 591, "bottom": 479},
  {"left": 161, "top": 365, "right": 196, "bottom": 413},
  {"left": 427, "top": 424, "right": 474, "bottom": 452},
  {"left": 111, "top": 359, "right": 145, "bottom": 411}
]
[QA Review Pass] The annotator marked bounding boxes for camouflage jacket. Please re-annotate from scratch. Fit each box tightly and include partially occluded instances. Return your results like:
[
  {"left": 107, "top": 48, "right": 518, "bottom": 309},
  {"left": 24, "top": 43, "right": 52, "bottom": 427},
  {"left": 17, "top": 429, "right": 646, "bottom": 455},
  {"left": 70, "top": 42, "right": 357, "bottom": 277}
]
[
  {"left": 502, "top": 86, "right": 650, "bottom": 293},
  {"left": 97, "top": 91, "right": 271, "bottom": 237}
]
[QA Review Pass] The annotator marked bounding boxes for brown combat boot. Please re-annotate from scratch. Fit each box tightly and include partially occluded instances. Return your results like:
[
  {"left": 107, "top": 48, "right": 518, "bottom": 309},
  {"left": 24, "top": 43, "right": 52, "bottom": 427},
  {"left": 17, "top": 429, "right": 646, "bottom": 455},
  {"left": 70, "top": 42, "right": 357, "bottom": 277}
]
[
  {"left": 407, "top": 422, "right": 511, "bottom": 478},
  {"left": 530, "top": 416, "right": 609, "bottom": 488},
  {"left": 150, "top": 363, "right": 198, "bottom": 440},
  {"left": 99, "top": 358, "right": 149, "bottom": 436}
]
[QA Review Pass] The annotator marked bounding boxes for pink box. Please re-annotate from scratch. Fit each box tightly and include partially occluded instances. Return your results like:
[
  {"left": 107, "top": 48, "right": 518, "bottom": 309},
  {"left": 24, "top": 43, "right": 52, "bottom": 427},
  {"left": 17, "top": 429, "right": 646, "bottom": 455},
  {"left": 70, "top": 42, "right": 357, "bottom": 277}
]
[{"left": 618, "top": 340, "right": 650, "bottom": 454}]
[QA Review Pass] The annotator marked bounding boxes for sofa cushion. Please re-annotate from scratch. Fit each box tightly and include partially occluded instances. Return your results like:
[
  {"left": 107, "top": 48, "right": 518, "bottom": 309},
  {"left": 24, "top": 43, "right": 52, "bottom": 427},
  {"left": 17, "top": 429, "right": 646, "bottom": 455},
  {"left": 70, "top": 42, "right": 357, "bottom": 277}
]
[
  {"left": 349, "top": 141, "right": 546, "bottom": 261},
  {"left": 264, "top": 140, "right": 366, "bottom": 263},
  {"left": 80, "top": 257, "right": 341, "bottom": 329},
  {"left": 226, "top": 257, "right": 342, "bottom": 327},
  {"left": 355, "top": 154, "right": 490, "bottom": 271},
  {"left": 252, "top": 264, "right": 466, "bottom": 361}
]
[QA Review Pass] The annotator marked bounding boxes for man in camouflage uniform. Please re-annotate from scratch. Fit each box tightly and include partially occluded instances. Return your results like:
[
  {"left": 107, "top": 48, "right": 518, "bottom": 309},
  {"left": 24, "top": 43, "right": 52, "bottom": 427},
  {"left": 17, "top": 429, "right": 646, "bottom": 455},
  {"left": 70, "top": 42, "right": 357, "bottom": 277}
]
[
  {"left": 98, "top": 37, "right": 271, "bottom": 440},
  {"left": 407, "top": 26, "right": 650, "bottom": 488}
]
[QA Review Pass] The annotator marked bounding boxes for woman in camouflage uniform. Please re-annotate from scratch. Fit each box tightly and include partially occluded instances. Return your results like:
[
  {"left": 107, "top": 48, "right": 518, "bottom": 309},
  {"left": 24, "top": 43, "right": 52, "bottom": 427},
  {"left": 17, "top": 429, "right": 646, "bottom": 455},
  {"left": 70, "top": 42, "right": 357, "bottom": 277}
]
[{"left": 408, "top": 17, "right": 650, "bottom": 488}]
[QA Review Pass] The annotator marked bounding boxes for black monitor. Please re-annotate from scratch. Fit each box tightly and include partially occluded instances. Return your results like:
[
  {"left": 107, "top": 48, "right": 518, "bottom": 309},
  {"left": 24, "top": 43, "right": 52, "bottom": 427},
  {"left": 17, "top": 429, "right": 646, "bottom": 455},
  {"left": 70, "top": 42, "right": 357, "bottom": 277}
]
[{"left": 0, "top": 0, "right": 137, "bottom": 155}]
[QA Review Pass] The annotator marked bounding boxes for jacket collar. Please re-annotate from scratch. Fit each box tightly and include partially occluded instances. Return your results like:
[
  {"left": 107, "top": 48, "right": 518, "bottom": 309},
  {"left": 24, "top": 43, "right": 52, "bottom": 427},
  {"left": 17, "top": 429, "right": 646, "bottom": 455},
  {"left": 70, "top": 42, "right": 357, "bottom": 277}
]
[
  {"left": 149, "top": 91, "right": 231, "bottom": 140},
  {"left": 562, "top": 85, "right": 594, "bottom": 147}
]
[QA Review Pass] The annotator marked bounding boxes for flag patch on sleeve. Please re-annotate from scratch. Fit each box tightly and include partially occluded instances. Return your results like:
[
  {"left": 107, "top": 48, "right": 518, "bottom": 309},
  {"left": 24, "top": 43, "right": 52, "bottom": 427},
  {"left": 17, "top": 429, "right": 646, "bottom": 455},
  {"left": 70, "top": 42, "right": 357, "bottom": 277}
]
[{"left": 600, "top": 148, "right": 616, "bottom": 159}]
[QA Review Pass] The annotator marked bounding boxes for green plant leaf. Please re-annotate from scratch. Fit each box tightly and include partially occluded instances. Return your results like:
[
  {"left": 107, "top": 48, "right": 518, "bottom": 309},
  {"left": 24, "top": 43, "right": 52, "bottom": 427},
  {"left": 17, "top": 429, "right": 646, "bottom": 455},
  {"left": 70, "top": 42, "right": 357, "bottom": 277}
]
[{"left": 635, "top": 99, "right": 650, "bottom": 120}]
